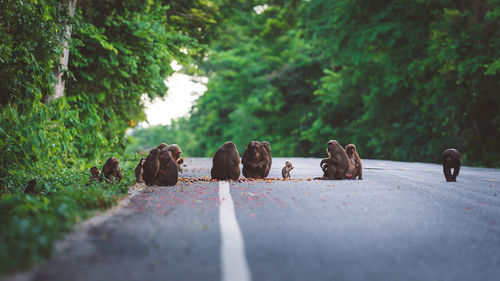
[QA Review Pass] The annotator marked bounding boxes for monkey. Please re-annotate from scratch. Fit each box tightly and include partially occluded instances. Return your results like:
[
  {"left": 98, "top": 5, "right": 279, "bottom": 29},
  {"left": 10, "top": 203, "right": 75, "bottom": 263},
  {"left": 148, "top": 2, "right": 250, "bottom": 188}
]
[
  {"left": 166, "top": 144, "right": 182, "bottom": 162},
  {"left": 242, "top": 141, "right": 262, "bottom": 178},
  {"left": 87, "top": 166, "right": 102, "bottom": 185},
  {"left": 101, "top": 157, "right": 123, "bottom": 183},
  {"left": 142, "top": 148, "right": 161, "bottom": 186},
  {"left": 345, "top": 144, "right": 363, "bottom": 180},
  {"left": 24, "top": 179, "right": 38, "bottom": 194},
  {"left": 262, "top": 141, "right": 272, "bottom": 176},
  {"left": 315, "top": 139, "right": 350, "bottom": 180},
  {"left": 153, "top": 150, "right": 178, "bottom": 186},
  {"left": 166, "top": 144, "right": 184, "bottom": 171},
  {"left": 241, "top": 141, "right": 272, "bottom": 178},
  {"left": 211, "top": 141, "right": 241, "bottom": 180},
  {"left": 156, "top": 143, "right": 168, "bottom": 150},
  {"left": 282, "top": 161, "right": 293, "bottom": 179},
  {"left": 442, "top": 148, "right": 461, "bottom": 182},
  {"left": 134, "top": 158, "right": 146, "bottom": 183},
  {"left": 90, "top": 166, "right": 101, "bottom": 181}
]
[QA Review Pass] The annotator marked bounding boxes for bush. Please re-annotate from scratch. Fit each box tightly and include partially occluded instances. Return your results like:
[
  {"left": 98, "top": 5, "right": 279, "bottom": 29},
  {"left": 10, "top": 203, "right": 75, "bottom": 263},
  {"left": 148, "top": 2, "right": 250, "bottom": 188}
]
[{"left": 0, "top": 156, "right": 137, "bottom": 275}]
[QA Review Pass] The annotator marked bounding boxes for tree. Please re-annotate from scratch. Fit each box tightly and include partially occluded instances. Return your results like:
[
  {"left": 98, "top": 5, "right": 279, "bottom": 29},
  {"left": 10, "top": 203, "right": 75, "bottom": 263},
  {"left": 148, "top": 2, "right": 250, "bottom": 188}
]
[
  {"left": 47, "top": 0, "right": 77, "bottom": 102},
  {"left": 0, "top": 0, "right": 222, "bottom": 178}
]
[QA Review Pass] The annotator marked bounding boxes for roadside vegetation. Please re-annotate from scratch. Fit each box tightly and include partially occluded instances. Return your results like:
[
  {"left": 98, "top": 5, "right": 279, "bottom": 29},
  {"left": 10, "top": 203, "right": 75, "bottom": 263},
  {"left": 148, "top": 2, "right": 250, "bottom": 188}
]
[
  {"left": 0, "top": 0, "right": 218, "bottom": 275},
  {"left": 0, "top": 159, "right": 135, "bottom": 274}
]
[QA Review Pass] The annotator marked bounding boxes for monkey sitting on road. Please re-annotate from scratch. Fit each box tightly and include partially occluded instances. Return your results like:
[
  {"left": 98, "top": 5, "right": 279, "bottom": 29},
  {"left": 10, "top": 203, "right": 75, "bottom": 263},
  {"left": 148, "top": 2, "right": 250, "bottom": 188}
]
[
  {"left": 442, "top": 148, "right": 461, "bottom": 182},
  {"left": 345, "top": 144, "right": 363, "bottom": 180},
  {"left": 143, "top": 148, "right": 160, "bottom": 186},
  {"left": 315, "top": 139, "right": 350, "bottom": 180},
  {"left": 282, "top": 161, "right": 294, "bottom": 179},
  {"left": 101, "top": 157, "right": 122, "bottom": 183},
  {"left": 211, "top": 141, "right": 241, "bottom": 180},
  {"left": 135, "top": 158, "right": 146, "bottom": 183},
  {"left": 153, "top": 150, "right": 178, "bottom": 186},
  {"left": 241, "top": 141, "right": 272, "bottom": 178},
  {"left": 165, "top": 144, "right": 184, "bottom": 171}
]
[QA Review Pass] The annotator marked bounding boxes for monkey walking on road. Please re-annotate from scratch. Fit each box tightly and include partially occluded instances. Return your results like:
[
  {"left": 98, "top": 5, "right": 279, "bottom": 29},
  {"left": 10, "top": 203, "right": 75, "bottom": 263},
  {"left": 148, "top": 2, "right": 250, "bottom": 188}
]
[{"left": 442, "top": 148, "right": 461, "bottom": 182}]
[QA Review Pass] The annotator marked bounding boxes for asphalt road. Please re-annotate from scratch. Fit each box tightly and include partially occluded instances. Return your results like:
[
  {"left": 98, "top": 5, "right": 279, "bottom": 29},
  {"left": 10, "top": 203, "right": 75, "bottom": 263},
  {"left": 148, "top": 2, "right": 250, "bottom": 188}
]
[{"left": 8, "top": 158, "right": 500, "bottom": 281}]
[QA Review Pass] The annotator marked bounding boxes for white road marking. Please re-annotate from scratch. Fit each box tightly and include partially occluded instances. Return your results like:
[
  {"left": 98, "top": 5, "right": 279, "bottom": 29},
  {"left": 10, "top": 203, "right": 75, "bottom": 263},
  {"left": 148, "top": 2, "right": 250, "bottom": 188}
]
[{"left": 219, "top": 181, "right": 252, "bottom": 281}]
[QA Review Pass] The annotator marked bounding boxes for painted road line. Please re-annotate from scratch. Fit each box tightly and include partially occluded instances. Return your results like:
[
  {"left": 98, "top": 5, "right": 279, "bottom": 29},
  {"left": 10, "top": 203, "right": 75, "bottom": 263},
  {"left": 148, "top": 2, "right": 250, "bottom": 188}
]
[{"left": 219, "top": 181, "right": 252, "bottom": 281}]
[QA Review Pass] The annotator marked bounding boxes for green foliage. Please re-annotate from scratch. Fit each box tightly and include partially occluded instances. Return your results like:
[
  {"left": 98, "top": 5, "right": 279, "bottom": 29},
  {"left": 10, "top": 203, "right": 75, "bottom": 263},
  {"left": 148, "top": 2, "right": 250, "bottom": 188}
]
[
  {"left": 0, "top": 99, "right": 77, "bottom": 181},
  {"left": 0, "top": 0, "right": 70, "bottom": 104},
  {"left": 300, "top": 0, "right": 500, "bottom": 165},
  {"left": 132, "top": 0, "right": 500, "bottom": 167},
  {"left": 65, "top": 1, "right": 219, "bottom": 158},
  {"left": 0, "top": 157, "right": 137, "bottom": 275},
  {"left": 150, "top": 0, "right": 325, "bottom": 157},
  {"left": 0, "top": 0, "right": 221, "bottom": 176}
]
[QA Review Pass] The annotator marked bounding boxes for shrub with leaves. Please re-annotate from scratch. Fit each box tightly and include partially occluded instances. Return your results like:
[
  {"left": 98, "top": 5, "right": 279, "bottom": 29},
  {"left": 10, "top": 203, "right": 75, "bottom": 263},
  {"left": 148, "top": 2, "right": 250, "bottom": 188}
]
[
  {"left": 0, "top": 0, "right": 221, "bottom": 275},
  {"left": 0, "top": 157, "right": 136, "bottom": 274}
]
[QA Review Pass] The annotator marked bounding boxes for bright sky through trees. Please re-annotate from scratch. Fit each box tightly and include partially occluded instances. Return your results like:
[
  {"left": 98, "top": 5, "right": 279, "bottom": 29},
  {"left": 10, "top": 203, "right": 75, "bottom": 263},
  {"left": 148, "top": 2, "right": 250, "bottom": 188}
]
[{"left": 142, "top": 74, "right": 207, "bottom": 126}]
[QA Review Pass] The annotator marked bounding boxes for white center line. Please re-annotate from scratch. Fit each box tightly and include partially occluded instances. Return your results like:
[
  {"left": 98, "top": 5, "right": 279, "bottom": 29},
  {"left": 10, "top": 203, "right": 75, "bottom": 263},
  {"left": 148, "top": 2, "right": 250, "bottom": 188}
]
[{"left": 219, "top": 181, "right": 252, "bottom": 281}]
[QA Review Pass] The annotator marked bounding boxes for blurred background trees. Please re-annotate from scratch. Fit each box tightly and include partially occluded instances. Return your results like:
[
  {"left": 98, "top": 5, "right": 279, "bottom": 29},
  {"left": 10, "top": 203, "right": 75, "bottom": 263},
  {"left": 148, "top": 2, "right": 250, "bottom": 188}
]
[
  {"left": 2, "top": 0, "right": 500, "bottom": 187},
  {"left": 133, "top": 0, "right": 500, "bottom": 167}
]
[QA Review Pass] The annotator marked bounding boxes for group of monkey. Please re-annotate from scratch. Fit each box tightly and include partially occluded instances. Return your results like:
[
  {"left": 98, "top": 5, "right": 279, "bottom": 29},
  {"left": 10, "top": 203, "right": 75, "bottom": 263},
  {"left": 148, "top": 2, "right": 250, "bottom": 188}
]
[
  {"left": 87, "top": 144, "right": 183, "bottom": 186},
  {"left": 207, "top": 140, "right": 364, "bottom": 181},
  {"left": 316, "top": 140, "right": 462, "bottom": 182},
  {"left": 87, "top": 140, "right": 364, "bottom": 186},
  {"left": 84, "top": 140, "right": 462, "bottom": 189}
]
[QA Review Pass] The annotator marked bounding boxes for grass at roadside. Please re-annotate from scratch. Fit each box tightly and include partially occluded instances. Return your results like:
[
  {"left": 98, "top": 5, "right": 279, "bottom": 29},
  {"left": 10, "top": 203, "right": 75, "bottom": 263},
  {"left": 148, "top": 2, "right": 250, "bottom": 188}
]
[{"left": 0, "top": 156, "right": 140, "bottom": 276}]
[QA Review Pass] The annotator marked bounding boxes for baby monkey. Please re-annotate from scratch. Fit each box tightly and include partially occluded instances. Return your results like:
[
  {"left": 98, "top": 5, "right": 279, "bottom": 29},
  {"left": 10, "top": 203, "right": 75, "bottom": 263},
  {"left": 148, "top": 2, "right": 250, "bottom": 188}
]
[
  {"left": 87, "top": 166, "right": 102, "bottom": 185},
  {"left": 135, "top": 158, "right": 146, "bottom": 183},
  {"left": 345, "top": 144, "right": 363, "bottom": 180},
  {"left": 282, "top": 161, "right": 294, "bottom": 180}
]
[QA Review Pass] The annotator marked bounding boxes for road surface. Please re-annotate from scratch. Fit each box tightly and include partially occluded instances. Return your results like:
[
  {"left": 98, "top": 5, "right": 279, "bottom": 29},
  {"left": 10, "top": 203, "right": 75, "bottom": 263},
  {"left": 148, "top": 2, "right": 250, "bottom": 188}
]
[{"left": 8, "top": 158, "right": 500, "bottom": 281}]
